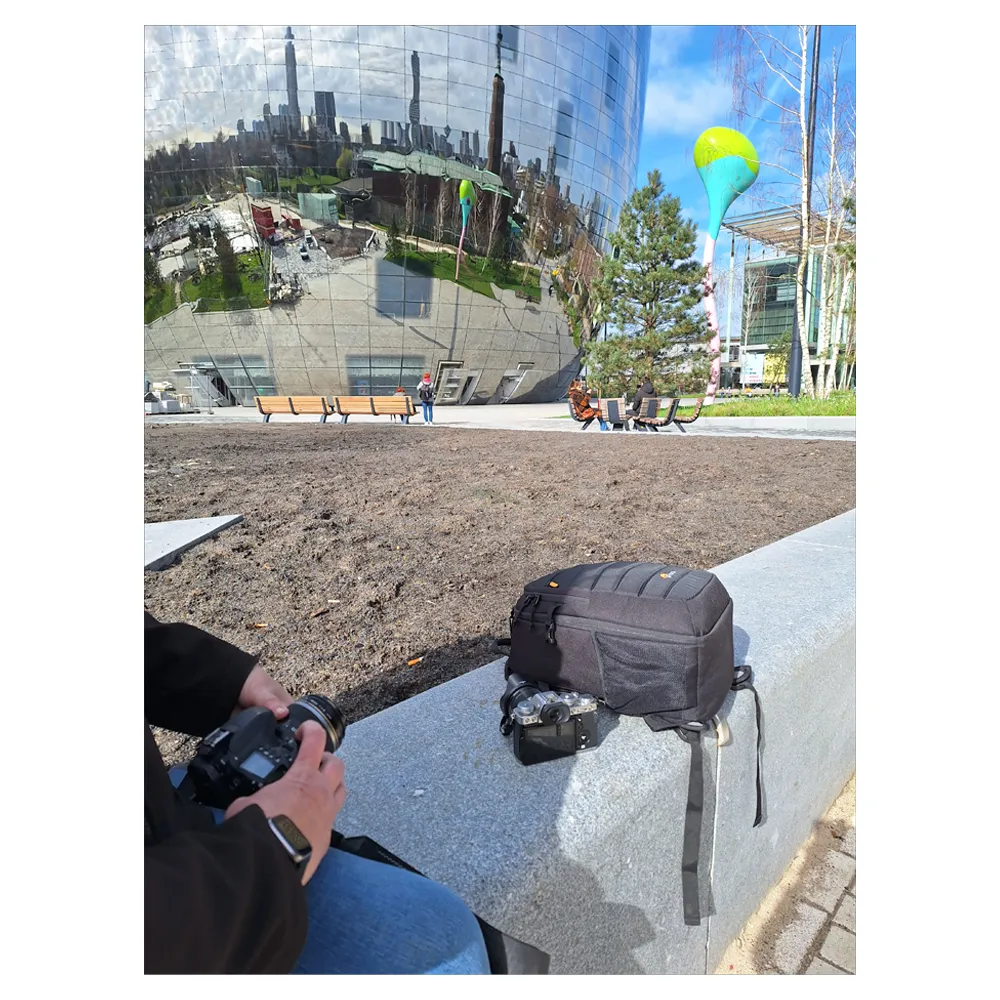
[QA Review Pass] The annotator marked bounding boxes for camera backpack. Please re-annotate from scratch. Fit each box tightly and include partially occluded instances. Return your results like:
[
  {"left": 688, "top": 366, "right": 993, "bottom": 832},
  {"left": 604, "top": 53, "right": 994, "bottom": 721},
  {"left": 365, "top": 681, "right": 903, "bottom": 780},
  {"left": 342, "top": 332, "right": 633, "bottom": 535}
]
[{"left": 501, "top": 561, "right": 763, "bottom": 926}]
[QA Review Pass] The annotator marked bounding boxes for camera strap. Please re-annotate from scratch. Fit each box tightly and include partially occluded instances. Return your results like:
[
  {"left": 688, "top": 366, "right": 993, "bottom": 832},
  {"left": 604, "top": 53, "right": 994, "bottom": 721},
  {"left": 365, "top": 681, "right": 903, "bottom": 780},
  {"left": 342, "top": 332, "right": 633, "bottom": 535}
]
[{"left": 329, "top": 831, "right": 551, "bottom": 975}]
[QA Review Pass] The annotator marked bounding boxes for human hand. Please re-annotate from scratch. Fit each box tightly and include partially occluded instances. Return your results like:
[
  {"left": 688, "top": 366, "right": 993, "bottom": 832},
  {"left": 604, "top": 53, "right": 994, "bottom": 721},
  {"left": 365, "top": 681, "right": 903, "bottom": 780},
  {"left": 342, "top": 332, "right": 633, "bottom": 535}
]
[
  {"left": 224, "top": 721, "right": 346, "bottom": 884},
  {"left": 237, "top": 664, "right": 293, "bottom": 721}
]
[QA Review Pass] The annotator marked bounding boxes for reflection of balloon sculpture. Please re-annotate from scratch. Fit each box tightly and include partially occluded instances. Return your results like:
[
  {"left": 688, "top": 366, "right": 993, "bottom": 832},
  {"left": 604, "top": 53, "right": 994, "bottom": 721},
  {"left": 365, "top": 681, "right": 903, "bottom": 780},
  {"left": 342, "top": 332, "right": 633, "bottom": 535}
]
[
  {"left": 694, "top": 127, "right": 759, "bottom": 405},
  {"left": 455, "top": 179, "right": 477, "bottom": 280}
]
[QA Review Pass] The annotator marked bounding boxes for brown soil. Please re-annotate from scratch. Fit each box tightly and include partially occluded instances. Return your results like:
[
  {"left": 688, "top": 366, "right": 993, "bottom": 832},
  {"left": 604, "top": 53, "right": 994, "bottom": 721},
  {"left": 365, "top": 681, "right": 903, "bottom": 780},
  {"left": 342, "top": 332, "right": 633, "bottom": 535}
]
[{"left": 144, "top": 424, "right": 854, "bottom": 761}]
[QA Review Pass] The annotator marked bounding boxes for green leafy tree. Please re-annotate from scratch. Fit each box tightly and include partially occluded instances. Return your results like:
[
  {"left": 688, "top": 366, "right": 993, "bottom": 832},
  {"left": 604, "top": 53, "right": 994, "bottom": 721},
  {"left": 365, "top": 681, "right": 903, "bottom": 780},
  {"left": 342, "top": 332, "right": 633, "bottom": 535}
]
[
  {"left": 585, "top": 170, "right": 709, "bottom": 394},
  {"left": 144, "top": 250, "right": 163, "bottom": 288},
  {"left": 336, "top": 148, "right": 353, "bottom": 179},
  {"left": 213, "top": 225, "right": 241, "bottom": 299},
  {"left": 386, "top": 216, "right": 403, "bottom": 258}
]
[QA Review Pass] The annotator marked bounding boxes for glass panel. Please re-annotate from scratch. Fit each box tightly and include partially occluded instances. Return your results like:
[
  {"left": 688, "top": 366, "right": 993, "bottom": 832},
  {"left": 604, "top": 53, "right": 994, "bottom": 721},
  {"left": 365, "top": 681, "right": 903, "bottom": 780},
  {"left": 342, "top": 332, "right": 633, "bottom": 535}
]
[
  {"left": 359, "top": 44, "right": 407, "bottom": 74},
  {"left": 404, "top": 26, "right": 449, "bottom": 56},
  {"left": 359, "top": 25, "right": 404, "bottom": 47}
]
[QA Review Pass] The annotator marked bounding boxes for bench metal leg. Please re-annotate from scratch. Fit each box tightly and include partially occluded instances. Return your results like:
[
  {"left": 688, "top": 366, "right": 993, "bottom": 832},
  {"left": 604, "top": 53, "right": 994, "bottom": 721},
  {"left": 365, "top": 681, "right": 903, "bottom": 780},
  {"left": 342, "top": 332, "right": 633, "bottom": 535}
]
[
  {"left": 402, "top": 415, "right": 410, "bottom": 424},
  {"left": 319, "top": 414, "right": 327, "bottom": 423},
  {"left": 341, "top": 415, "right": 349, "bottom": 424},
  {"left": 263, "top": 413, "right": 271, "bottom": 423}
]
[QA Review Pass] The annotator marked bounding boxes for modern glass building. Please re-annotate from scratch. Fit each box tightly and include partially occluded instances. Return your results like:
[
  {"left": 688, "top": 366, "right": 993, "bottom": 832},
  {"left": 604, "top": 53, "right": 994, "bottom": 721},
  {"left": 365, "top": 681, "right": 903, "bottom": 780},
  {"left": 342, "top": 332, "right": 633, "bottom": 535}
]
[{"left": 144, "top": 25, "right": 651, "bottom": 405}]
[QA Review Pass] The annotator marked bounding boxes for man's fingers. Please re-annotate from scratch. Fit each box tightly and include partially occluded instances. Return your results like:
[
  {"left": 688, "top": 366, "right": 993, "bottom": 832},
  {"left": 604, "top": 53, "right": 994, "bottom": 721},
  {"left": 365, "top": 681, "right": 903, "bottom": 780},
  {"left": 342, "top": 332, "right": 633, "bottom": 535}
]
[
  {"left": 290, "top": 721, "right": 327, "bottom": 772},
  {"left": 320, "top": 752, "right": 345, "bottom": 785}
]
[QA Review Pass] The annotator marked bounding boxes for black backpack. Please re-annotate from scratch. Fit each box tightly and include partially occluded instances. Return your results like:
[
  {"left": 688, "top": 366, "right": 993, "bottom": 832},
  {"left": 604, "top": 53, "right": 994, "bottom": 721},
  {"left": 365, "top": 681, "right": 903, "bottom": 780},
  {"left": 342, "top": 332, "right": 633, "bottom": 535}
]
[
  {"left": 419, "top": 383, "right": 433, "bottom": 402},
  {"left": 501, "top": 561, "right": 763, "bottom": 926}
]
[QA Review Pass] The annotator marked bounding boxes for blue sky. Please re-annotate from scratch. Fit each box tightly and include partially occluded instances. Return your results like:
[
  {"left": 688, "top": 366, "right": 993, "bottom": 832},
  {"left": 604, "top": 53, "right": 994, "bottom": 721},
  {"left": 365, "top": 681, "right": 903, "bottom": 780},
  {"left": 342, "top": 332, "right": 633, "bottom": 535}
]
[{"left": 635, "top": 25, "right": 856, "bottom": 253}]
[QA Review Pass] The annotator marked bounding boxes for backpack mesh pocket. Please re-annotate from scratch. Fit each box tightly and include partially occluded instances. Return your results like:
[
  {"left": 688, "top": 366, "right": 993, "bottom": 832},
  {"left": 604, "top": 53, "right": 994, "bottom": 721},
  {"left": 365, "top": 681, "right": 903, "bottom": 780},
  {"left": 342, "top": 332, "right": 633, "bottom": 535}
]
[{"left": 594, "top": 632, "right": 699, "bottom": 716}]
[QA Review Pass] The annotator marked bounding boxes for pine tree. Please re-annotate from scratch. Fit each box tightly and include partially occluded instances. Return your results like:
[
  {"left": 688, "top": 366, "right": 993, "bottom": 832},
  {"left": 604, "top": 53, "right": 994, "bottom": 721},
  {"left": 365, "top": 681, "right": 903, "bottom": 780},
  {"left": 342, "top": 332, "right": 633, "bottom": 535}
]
[
  {"left": 213, "top": 225, "right": 241, "bottom": 298},
  {"left": 586, "top": 170, "right": 709, "bottom": 394}
]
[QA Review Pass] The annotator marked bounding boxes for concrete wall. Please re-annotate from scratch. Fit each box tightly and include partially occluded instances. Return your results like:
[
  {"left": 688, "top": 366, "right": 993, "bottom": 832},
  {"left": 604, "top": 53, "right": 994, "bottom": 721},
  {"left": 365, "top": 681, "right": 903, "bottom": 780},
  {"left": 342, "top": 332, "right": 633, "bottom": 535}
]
[{"left": 334, "top": 511, "right": 856, "bottom": 973}]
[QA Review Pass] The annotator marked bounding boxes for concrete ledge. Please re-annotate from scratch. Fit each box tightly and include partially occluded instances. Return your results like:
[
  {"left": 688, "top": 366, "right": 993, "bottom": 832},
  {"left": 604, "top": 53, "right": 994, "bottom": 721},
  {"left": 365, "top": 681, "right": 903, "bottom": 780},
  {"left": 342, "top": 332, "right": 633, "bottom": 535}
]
[
  {"left": 335, "top": 510, "right": 855, "bottom": 972},
  {"left": 698, "top": 416, "right": 855, "bottom": 431},
  {"left": 144, "top": 515, "right": 244, "bottom": 571}
]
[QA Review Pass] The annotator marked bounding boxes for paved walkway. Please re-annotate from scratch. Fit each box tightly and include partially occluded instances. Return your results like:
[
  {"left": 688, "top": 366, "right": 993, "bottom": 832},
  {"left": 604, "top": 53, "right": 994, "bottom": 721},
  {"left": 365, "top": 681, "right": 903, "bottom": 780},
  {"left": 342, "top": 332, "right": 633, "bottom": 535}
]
[
  {"left": 715, "top": 775, "right": 856, "bottom": 975},
  {"left": 145, "top": 402, "right": 855, "bottom": 441}
]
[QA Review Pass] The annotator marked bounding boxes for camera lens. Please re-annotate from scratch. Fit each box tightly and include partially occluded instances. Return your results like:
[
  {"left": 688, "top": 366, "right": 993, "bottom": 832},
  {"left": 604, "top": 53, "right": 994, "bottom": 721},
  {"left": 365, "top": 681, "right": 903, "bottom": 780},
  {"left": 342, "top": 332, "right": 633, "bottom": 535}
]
[{"left": 287, "top": 694, "right": 346, "bottom": 752}]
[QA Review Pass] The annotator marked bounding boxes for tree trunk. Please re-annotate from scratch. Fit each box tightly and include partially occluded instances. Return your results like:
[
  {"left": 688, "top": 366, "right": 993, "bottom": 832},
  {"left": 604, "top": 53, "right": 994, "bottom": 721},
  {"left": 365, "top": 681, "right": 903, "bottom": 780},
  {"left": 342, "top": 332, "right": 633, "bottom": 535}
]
[{"left": 795, "top": 25, "right": 816, "bottom": 397}]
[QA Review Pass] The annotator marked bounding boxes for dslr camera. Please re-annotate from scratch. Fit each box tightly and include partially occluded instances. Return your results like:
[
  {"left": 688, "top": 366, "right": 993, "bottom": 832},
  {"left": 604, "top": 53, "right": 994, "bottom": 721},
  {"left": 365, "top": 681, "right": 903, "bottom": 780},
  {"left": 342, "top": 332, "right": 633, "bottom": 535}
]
[
  {"left": 499, "top": 674, "right": 599, "bottom": 765},
  {"left": 178, "top": 693, "right": 346, "bottom": 809}
]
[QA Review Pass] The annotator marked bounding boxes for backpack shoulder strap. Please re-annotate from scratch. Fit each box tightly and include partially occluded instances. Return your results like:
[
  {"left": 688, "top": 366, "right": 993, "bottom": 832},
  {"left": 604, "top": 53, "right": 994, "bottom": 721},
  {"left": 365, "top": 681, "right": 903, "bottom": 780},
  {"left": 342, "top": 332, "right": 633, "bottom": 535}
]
[{"left": 676, "top": 721, "right": 709, "bottom": 927}]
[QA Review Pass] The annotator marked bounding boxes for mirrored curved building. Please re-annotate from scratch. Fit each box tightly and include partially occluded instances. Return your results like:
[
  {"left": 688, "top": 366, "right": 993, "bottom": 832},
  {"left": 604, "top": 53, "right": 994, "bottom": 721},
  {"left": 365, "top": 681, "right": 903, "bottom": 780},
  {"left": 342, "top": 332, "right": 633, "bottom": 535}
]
[{"left": 144, "top": 25, "right": 650, "bottom": 405}]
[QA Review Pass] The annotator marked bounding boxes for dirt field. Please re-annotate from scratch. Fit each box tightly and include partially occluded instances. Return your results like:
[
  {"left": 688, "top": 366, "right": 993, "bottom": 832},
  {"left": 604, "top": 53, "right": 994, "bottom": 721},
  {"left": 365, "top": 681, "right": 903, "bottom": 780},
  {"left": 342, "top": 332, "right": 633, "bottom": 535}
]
[{"left": 145, "top": 423, "right": 854, "bottom": 760}]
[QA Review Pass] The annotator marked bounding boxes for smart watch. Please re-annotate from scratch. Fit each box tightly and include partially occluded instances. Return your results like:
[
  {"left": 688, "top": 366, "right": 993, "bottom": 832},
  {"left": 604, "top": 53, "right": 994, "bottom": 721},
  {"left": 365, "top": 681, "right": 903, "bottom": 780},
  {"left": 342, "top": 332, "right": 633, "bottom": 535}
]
[{"left": 267, "top": 815, "right": 312, "bottom": 874}]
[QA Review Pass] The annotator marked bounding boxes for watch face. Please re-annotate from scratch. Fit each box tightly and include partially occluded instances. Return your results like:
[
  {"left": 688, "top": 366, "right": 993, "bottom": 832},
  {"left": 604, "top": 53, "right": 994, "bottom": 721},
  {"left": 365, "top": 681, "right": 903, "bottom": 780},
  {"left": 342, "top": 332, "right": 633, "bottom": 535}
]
[{"left": 271, "top": 815, "right": 311, "bottom": 855}]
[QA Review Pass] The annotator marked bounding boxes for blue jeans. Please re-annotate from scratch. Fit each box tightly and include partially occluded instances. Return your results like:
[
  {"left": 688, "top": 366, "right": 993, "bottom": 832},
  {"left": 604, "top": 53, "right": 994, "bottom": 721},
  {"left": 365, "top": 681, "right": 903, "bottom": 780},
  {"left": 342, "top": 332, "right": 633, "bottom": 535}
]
[
  {"left": 167, "top": 767, "right": 490, "bottom": 974},
  {"left": 421, "top": 400, "right": 433, "bottom": 423}
]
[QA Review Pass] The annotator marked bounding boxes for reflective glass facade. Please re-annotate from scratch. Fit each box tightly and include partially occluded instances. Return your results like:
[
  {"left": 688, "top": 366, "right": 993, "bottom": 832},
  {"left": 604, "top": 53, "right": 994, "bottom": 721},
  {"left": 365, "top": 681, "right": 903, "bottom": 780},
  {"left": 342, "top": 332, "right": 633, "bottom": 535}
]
[{"left": 144, "top": 25, "right": 650, "bottom": 404}]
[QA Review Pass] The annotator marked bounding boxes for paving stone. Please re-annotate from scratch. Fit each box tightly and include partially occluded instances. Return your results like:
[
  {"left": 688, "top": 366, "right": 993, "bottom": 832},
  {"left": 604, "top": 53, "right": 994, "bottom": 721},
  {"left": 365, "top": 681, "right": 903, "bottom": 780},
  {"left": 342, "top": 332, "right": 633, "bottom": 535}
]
[
  {"left": 833, "top": 893, "right": 855, "bottom": 932},
  {"left": 773, "top": 903, "right": 827, "bottom": 974},
  {"left": 801, "top": 851, "right": 856, "bottom": 912},
  {"left": 820, "top": 925, "right": 856, "bottom": 974},
  {"left": 806, "top": 958, "right": 848, "bottom": 975},
  {"left": 839, "top": 824, "right": 856, "bottom": 857}
]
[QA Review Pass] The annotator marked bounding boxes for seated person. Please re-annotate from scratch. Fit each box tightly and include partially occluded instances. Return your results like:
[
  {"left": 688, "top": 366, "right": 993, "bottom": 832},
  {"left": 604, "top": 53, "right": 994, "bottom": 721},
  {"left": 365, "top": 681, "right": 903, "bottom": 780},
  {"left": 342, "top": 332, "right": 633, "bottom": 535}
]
[
  {"left": 627, "top": 376, "right": 659, "bottom": 419},
  {"left": 567, "top": 379, "right": 600, "bottom": 422},
  {"left": 145, "top": 610, "right": 490, "bottom": 975}
]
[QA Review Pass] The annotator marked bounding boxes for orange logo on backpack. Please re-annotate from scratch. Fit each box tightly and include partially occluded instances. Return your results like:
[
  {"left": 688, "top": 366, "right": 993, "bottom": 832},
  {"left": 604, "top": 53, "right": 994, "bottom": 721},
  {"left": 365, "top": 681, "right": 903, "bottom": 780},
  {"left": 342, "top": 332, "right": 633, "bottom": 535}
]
[{"left": 548, "top": 581, "right": 559, "bottom": 588}]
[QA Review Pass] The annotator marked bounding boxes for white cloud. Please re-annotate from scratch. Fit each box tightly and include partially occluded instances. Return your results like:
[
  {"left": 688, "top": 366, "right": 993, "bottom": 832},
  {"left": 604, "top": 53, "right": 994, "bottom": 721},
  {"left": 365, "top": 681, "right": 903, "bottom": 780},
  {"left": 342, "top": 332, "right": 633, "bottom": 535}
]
[
  {"left": 643, "top": 74, "right": 733, "bottom": 136},
  {"left": 647, "top": 26, "right": 696, "bottom": 72},
  {"left": 641, "top": 27, "right": 733, "bottom": 138}
]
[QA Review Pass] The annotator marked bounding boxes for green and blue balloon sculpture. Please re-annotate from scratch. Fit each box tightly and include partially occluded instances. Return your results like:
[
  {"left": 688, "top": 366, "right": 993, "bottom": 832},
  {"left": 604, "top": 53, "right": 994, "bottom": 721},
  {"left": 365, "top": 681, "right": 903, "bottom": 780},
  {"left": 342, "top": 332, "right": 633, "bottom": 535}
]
[
  {"left": 693, "top": 127, "right": 759, "bottom": 405},
  {"left": 455, "top": 178, "right": 477, "bottom": 279}
]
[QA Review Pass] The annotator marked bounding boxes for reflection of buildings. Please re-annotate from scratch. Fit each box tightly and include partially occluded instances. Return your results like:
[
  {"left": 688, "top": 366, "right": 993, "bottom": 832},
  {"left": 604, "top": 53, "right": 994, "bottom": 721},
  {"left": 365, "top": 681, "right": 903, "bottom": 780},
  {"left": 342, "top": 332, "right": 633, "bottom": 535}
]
[
  {"left": 144, "top": 25, "right": 651, "bottom": 403},
  {"left": 409, "top": 51, "right": 421, "bottom": 147},
  {"left": 315, "top": 91, "right": 336, "bottom": 134},
  {"left": 284, "top": 28, "right": 300, "bottom": 128}
]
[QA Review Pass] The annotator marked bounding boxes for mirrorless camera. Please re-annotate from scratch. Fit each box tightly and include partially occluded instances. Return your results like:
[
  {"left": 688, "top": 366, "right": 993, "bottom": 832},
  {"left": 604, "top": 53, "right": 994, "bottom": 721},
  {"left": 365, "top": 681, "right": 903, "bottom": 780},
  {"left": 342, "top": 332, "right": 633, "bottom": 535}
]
[
  {"left": 178, "top": 694, "right": 346, "bottom": 809},
  {"left": 499, "top": 674, "right": 599, "bottom": 765}
]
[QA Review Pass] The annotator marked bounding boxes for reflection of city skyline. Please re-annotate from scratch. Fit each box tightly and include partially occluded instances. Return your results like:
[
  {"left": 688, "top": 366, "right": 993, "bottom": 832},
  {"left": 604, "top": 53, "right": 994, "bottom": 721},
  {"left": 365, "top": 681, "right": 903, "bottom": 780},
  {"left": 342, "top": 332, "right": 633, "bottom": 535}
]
[{"left": 145, "top": 26, "right": 649, "bottom": 246}]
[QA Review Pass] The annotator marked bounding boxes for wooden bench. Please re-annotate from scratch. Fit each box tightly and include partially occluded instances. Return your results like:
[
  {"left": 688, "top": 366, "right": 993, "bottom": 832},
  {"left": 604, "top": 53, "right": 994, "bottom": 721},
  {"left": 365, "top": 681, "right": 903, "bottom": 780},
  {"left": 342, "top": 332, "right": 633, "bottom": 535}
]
[
  {"left": 632, "top": 397, "right": 680, "bottom": 431},
  {"left": 255, "top": 396, "right": 332, "bottom": 423},
  {"left": 672, "top": 398, "right": 704, "bottom": 432},
  {"left": 332, "top": 395, "right": 417, "bottom": 424},
  {"left": 599, "top": 397, "right": 630, "bottom": 431}
]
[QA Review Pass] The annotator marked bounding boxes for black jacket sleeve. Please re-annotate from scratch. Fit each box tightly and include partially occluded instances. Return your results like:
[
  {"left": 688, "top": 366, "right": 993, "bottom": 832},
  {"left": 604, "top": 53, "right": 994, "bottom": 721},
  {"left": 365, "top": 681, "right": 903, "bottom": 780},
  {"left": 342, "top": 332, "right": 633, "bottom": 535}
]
[
  {"left": 145, "top": 804, "right": 309, "bottom": 974},
  {"left": 145, "top": 611, "right": 259, "bottom": 736}
]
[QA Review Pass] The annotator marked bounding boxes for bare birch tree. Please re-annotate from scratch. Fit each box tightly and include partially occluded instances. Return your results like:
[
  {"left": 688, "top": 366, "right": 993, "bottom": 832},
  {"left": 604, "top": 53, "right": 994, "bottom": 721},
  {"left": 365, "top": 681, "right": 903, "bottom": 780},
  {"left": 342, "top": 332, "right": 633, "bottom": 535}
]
[{"left": 721, "top": 26, "right": 816, "bottom": 395}]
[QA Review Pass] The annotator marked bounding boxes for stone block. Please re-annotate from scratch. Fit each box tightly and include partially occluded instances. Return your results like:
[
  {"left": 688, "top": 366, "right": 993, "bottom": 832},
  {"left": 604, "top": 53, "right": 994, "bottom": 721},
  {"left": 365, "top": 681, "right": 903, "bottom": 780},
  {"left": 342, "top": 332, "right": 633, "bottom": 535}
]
[
  {"left": 833, "top": 893, "right": 855, "bottom": 932},
  {"left": 773, "top": 902, "right": 827, "bottom": 974},
  {"left": 144, "top": 515, "right": 243, "bottom": 571},
  {"left": 819, "top": 924, "right": 855, "bottom": 973},
  {"left": 806, "top": 958, "right": 848, "bottom": 974},
  {"left": 800, "top": 852, "right": 856, "bottom": 913}
]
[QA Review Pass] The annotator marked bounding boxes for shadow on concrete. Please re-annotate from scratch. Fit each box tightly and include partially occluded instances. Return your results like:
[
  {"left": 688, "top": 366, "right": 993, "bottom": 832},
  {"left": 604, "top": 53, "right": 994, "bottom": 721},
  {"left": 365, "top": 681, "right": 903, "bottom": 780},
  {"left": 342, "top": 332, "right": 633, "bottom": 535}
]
[{"left": 329, "top": 632, "right": 671, "bottom": 973}]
